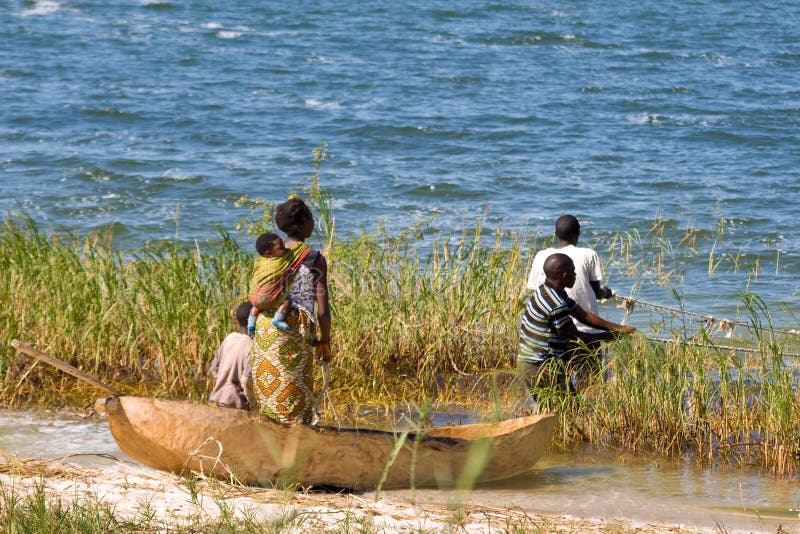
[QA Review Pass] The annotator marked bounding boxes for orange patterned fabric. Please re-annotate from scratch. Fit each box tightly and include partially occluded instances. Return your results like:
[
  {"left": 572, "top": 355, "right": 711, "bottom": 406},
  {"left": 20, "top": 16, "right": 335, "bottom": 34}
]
[{"left": 250, "top": 308, "right": 315, "bottom": 424}]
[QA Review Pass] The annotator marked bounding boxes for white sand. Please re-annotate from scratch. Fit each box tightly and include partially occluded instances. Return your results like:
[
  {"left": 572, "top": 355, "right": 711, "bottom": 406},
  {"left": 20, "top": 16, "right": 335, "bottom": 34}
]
[{"left": 0, "top": 456, "right": 714, "bottom": 532}]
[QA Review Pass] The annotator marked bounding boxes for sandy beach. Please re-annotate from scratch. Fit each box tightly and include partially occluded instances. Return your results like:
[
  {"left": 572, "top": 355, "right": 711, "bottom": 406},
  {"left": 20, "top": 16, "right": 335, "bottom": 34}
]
[{"left": 0, "top": 455, "right": 722, "bottom": 533}]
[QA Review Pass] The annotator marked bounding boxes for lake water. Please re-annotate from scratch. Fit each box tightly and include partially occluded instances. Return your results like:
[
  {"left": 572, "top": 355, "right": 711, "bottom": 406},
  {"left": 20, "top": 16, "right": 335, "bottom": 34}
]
[
  {"left": 1, "top": 0, "right": 799, "bottom": 326},
  {"left": 1, "top": 409, "right": 798, "bottom": 533},
  {"left": 2, "top": 4, "right": 798, "bottom": 526}
]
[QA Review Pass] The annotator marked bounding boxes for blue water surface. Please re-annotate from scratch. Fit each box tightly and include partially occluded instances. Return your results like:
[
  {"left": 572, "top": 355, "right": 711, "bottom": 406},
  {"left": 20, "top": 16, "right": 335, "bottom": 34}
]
[{"left": 1, "top": 0, "right": 799, "bottom": 324}]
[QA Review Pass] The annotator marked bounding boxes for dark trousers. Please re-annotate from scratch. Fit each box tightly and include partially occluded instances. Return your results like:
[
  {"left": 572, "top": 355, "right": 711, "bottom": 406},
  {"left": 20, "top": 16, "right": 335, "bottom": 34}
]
[
  {"left": 566, "top": 331, "right": 614, "bottom": 392},
  {"left": 518, "top": 331, "right": 615, "bottom": 399},
  {"left": 517, "top": 357, "right": 572, "bottom": 399}
]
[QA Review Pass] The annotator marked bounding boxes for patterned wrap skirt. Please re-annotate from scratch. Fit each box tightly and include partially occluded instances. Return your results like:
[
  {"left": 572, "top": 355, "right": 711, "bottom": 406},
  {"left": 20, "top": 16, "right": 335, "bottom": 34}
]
[{"left": 250, "top": 308, "right": 316, "bottom": 424}]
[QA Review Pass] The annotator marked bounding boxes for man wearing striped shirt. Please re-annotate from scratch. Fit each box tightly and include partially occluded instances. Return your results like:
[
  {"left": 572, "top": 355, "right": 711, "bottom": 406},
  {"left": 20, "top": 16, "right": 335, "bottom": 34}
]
[{"left": 518, "top": 253, "right": 635, "bottom": 396}]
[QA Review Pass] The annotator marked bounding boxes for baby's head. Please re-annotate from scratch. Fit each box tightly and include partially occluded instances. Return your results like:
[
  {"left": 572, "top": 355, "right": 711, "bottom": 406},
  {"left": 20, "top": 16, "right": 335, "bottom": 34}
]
[{"left": 255, "top": 232, "right": 286, "bottom": 258}]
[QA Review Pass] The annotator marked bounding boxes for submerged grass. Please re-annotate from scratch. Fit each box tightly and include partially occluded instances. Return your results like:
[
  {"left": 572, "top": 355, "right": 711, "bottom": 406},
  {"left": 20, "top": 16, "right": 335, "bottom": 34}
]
[
  {"left": 1, "top": 162, "right": 799, "bottom": 475},
  {"left": 540, "top": 314, "right": 800, "bottom": 476}
]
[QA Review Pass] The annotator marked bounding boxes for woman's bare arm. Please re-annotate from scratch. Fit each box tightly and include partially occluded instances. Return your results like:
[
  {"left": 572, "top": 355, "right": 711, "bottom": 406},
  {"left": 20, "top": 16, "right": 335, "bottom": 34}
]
[{"left": 313, "top": 252, "right": 332, "bottom": 356}]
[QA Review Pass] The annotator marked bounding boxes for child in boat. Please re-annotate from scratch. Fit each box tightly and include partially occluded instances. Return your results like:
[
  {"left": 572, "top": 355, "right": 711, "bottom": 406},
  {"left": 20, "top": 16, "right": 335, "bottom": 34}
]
[
  {"left": 210, "top": 301, "right": 255, "bottom": 410},
  {"left": 247, "top": 231, "right": 309, "bottom": 334}
]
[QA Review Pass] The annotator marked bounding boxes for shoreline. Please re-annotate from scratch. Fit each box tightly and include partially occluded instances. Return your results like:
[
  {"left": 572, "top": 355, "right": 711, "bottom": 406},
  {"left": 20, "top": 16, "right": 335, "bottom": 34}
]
[
  {"left": 1, "top": 407, "right": 799, "bottom": 533},
  {"left": 0, "top": 456, "right": 714, "bottom": 533}
]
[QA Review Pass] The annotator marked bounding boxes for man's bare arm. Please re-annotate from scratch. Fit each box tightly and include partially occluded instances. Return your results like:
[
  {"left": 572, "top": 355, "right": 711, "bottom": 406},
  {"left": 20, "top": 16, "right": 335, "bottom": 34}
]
[
  {"left": 571, "top": 305, "right": 635, "bottom": 333},
  {"left": 590, "top": 280, "right": 613, "bottom": 300}
]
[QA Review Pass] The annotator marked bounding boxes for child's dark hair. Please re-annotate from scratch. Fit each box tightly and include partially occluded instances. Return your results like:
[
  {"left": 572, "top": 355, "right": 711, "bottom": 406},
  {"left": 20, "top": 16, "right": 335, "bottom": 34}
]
[
  {"left": 235, "top": 301, "right": 252, "bottom": 327},
  {"left": 255, "top": 232, "right": 280, "bottom": 256},
  {"left": 274, "top": 197, "right": 313, "bottom": 238}
]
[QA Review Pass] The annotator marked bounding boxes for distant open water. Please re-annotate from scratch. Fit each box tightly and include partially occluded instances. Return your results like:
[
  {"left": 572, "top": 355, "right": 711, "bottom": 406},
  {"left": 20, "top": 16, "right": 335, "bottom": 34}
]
[{"left": 1, "top": 0, "right": 798, "bottom": 324}]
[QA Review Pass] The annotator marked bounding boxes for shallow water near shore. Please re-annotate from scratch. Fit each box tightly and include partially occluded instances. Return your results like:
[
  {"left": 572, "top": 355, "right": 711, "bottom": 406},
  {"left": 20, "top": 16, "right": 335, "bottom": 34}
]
[
  {"left": 392, "top": 454, "right": 800, "bottom": 533},
  {"left": 1, "top": 408, "right": 798, "bottom": 532}
]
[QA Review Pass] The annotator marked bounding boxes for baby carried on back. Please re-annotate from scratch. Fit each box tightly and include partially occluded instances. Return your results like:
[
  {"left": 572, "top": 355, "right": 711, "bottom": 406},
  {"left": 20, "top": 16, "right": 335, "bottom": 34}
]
[{"left": 247, "top": 232, "right": 311, "bottom": 334}]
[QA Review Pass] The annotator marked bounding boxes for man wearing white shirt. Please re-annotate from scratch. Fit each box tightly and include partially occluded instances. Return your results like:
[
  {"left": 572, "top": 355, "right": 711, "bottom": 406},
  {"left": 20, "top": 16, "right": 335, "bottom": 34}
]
[
  {"left": 527, "top": 215, "right": 614, "bottom": 330},
  {"left": 526, "top": 215, "right": 616, "bottom": 389}
]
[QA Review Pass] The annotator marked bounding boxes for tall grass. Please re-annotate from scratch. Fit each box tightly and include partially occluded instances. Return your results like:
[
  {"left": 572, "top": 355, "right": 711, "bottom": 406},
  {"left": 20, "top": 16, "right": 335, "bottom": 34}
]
[
  {"left": 1, "top": 164, "right": 799, "bottom": 474},
  {"left": 331, "top": 223, "right": 537, "bottom": 383},
  {"left": 0, "top": 217, "right": 250, "bottom": 405},
  {"left": 538, "top": 297, "right": 800, "bottom": 476},
  {"left": 0, "top": 214, "right": 545, "bottom": 406}
]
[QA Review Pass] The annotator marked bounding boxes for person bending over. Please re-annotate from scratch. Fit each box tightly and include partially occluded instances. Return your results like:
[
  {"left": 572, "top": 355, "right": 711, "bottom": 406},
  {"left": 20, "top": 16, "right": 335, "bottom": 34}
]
[
  {"left": 517, "top": 253, "right": 635, "bottom": 397},
  {"left": 526, "top": 214, "right": 618, "bottom": 387}
]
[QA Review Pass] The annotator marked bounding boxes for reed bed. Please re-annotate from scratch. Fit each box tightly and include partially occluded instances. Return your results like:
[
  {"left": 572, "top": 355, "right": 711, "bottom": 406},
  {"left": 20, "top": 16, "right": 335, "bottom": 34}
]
[
  {"left": 0, "top": 217, "right": 252, "bottom": 406},
  {"left": 1, "top": 189, "right": 799, "bottom": 475},
  {"left": 532, "top": 310, "right": 800, "bottom": 476}
]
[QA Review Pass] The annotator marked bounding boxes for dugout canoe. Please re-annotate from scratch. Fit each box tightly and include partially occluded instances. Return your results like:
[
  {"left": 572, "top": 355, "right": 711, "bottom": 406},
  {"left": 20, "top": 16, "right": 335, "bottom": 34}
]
[{"left": 95, "top": 396, "right": 556, "bottom": 490}]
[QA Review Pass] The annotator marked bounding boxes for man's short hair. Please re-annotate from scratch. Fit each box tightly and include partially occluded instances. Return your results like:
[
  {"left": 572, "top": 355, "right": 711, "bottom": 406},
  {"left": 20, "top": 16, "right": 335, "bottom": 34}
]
[
  {"left": 543, "top": 253, "right": 574, "bottom": 278},
  {"left": 235, "top": 301, "right": 252, "bottom": 327},
  {"left": 555, "top": 215, "right": 580, "bottom": 241}
]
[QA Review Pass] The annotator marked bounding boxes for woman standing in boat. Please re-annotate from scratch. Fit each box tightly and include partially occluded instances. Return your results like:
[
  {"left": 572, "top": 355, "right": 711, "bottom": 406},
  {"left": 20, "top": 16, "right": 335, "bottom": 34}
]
[{"left": 250, "top": 196, "right": 332, "bottom": 424}]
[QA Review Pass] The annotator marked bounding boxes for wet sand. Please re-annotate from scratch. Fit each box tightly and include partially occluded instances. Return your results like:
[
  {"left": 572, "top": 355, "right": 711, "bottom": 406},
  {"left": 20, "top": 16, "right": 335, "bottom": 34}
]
[{"left": 0, "top": 456, "right": 718, "bottom": 533}]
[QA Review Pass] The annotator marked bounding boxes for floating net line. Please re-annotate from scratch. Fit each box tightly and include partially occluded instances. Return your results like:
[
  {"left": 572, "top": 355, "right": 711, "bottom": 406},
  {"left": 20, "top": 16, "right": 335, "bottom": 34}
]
[
  {"left": 646, "top": 336, "right": 800, "bottom": 358},
  {"left": 610, "top": 294, "right": 800, "bottom": 359},
  {"left": 613, "top": 295, "right": 800, "bottom": 338}
]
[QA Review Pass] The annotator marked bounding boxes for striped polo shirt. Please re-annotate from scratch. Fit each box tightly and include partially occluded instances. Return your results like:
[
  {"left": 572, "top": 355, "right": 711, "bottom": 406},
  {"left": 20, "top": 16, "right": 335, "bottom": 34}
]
[{"left": 517, "top": 282, "right": 577, "bottom": 364}]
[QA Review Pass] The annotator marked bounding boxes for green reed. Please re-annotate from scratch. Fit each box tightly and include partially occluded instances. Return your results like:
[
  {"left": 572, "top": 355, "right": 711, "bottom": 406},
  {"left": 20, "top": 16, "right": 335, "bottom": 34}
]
[
  {"left": 0, "top": 217, "right": 251, "bottom": 405},
  {"left": 0, "top": 211, "right": 540, "bottom": 405},
  {"left": 555, "top": 299, "right": 800, "bottom": 476},
  {"left": 329, "top": 222, "right": 540, "bottom": 384},
  {"left": 2, "top": 183, "right": 800, "bottom": 473}
]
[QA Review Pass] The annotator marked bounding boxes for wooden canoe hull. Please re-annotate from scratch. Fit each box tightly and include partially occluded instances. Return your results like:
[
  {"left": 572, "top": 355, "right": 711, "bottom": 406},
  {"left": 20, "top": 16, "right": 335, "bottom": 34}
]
[{"left": 97, "top": 396, "right": 555, "bottom": 490}]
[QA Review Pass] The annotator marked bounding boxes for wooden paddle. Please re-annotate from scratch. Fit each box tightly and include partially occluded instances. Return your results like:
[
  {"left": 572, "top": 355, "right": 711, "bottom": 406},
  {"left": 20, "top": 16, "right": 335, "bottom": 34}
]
[{"left": 10, "top": 339, "right": 122, "bottom": 397}]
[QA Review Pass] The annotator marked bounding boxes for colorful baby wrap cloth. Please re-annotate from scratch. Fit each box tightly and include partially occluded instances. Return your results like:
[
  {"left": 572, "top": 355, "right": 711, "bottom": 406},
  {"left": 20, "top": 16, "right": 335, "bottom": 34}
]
[{"left": 249, "top": 241, "right": 311, "bottom": 310}]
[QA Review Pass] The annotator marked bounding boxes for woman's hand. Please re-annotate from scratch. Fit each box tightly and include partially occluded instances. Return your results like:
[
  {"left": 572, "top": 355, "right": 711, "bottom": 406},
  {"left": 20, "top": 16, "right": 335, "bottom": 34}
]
[{"left": 314, "top": 340, "right": 333, "bottom": 362}]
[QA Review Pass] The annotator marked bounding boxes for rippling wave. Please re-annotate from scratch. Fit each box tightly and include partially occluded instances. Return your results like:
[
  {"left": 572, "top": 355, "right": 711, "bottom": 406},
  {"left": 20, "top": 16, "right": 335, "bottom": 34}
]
[{"left": 1, "top": 0, "right": 799, "bottom": 319}]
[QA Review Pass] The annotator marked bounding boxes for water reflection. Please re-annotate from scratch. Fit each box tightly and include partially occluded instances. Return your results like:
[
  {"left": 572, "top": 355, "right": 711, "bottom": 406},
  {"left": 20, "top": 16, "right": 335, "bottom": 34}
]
[{"left": 495, "top": 463, "right": 618, "bottom": 489}]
